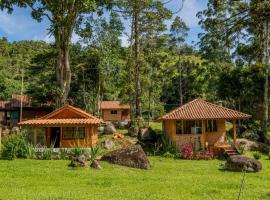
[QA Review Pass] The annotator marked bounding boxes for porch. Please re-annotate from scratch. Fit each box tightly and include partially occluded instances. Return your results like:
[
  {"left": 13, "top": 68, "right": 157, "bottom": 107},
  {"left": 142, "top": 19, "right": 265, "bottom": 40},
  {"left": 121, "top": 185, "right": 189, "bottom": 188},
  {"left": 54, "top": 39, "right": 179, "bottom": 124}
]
[
  {"left": 27, "top": 125, "right": 98, "bottom": 148},
  {"left": 163, "top": 119, "right": 238, "bottom": 153}
]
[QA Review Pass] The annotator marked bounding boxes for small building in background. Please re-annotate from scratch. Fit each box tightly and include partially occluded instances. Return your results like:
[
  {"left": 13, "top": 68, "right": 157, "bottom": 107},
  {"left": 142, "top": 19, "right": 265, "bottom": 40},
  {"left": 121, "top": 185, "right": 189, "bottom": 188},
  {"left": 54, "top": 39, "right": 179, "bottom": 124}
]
[
  {"left": 100, "top": 101, "right": 130, "bottom": 122},
  {"left": 0, "top": 94, "right": 52, "bottom": 127},
  {"left": 19, "top": 105, "right": 103, "bottom": 148},
  {"left": 159, "top": 98, "right": 251, "bottom": 155}
]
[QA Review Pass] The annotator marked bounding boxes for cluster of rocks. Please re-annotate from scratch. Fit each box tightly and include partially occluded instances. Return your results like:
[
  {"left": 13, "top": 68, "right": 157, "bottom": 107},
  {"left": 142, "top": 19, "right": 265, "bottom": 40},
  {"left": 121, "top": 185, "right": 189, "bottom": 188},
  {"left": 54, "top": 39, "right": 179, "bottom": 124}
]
[{"left": 237, "top": 138, "right": 270, "bottom": 153}]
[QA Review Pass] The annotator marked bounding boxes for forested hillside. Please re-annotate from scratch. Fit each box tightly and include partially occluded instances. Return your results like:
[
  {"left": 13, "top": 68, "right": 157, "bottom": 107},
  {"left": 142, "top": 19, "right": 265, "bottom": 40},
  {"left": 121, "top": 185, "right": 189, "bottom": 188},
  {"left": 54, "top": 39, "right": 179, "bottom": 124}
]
[{"left": 0, "top": 0, "right": 269, "bottom": 134}]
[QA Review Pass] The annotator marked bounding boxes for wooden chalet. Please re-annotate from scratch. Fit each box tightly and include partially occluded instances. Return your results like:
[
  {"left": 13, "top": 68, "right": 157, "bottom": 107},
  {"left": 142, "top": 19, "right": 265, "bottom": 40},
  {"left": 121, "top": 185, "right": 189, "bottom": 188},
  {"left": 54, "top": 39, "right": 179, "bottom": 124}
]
[
  {"left": 0, "top": 95, "right": 51, "bottom": 127},
  {"left": 100, "top": 101, "right": 130, "bottom": 122},
  {"left": 19, "top": 105, "right": 103, "bottom": 148},
  {"left": 159, "top": 98, "right": 251, "bottom": 154}
]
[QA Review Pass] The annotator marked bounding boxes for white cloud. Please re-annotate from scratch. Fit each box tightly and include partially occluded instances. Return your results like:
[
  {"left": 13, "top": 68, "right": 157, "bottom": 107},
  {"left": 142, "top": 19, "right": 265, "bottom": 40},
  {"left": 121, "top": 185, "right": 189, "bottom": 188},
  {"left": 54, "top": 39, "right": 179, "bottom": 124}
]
[{"left": 0, "top": 12, "right": 28, "bottom": 34}]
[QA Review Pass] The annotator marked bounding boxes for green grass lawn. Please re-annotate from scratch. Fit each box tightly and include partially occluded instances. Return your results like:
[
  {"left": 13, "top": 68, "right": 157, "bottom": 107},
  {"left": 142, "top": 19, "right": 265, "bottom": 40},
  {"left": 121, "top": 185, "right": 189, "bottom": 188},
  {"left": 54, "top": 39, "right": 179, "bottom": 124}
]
[{"left": 0, "top": 155, "right": 270, "bottom": 200}]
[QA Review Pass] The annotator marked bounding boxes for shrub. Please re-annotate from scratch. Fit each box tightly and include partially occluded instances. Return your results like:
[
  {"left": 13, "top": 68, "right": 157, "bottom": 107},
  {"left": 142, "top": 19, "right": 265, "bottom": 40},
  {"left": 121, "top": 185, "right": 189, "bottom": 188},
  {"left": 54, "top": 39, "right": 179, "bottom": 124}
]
[
  {"left": 236, "top": 144, "right": 245, "bottom": 155},
  {"left": 70, "top": 147, "right": 85, "bottom": 157},
  {"left": 90, "top": 146, "right": 99, "bottom": 162},
  {"left": 1, "top": 133, "right": 32, "bottom": 160},
  {"left": 158, "top": 136, "right": 178, "bottom": 155},
  {"left": 42, "top": 147, "right": 53, "bottom": 160},
  {"left": 253, "top": 152, "right": 261, "bottom": 160},
  {"left": 181, "top": 143, "right": 193, "bottom": 160},
  {"left": 59, "top": 148, "right": 69, "bottom": 160}
]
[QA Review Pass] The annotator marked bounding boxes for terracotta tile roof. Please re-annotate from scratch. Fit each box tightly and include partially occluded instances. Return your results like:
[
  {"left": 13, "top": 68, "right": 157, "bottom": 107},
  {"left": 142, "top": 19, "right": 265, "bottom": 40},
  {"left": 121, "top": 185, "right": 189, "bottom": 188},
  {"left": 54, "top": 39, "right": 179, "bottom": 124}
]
[
  {"left": 19, "top": 118, "right": 102, "bottom": 126},
  {"left": 101, "top": 101, "right": 130, "bottom": 109},
  {"left": 11, "top": 95, "right": 32, "bottom": 107},
  {"left": 0, "top": 101, "right": 11, "bottom": 109},
  {"left": 19, "top": 104, "right": 103, "bottom": 126},
  {"left": 40, "top": 105, "right": 97, "bottom": 119},
  {"left": 159, "top": 98, "right": 251, "bottom": 120}
]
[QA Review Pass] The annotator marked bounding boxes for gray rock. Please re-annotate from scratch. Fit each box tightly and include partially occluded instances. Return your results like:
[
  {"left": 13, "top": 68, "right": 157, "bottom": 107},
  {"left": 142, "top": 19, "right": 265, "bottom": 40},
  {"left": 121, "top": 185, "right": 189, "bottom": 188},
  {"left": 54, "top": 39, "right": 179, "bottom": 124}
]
[
  {"left": 69, "top": 155, "right": 86, "bottom": 167},
  {"left": 90, "top": 160, "right": 102, "bottom": 169},
  {"left": 224, "top": 155, "right": 262, "bottom": 172},
  {"left": 128, "top": 126, "right": 139, "bottom": 137},
  {"left": 101, "top": 144, "right": 150, "bottom": 169},
  {"left": 104, "top": 122, "right": 117, "bottom": 134},
  {"left": 97, "top": 126, "right": 105, "bottom": 134},
  {"left": 241, "top": 129, "right": 259, "bottom": 140},
  {"left": 138, "top": 127, "right": 156, "bottom": 141},
  {"left": 103, "top": 139, "right": 115, "bottom": 149},
  {"left": 11, "top": 126, "right": 20, "bottom": 134}
]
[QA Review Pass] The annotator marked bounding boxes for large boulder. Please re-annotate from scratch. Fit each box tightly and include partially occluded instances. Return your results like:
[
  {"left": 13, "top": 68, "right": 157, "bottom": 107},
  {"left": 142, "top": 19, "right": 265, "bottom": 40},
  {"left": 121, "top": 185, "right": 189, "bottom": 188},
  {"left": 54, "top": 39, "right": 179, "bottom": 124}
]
[
  {"left": 224, "top": 155, "right": 262, "bottom": 172},
  {"left": 101, "top": 144, "right": 150, "bottom": 169},
  {"left": 237, "top": 138, "right": 270, "bottom": 153},
  {"left": 237, "top": 139, "right": 260, "bottom": 151},
  {"left": 138, "top": 127, "right": 156, "bottom": 141},
  {"left": 104, "top": 122, "right": 117, "bottom": 134}
]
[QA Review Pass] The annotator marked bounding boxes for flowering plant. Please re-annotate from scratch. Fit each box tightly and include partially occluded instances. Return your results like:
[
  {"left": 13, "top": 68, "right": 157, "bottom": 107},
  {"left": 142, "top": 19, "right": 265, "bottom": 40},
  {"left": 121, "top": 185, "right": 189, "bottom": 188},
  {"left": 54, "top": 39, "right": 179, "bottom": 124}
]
[{"left": 181, "top": 143, "right": 194, "bottom": 159}]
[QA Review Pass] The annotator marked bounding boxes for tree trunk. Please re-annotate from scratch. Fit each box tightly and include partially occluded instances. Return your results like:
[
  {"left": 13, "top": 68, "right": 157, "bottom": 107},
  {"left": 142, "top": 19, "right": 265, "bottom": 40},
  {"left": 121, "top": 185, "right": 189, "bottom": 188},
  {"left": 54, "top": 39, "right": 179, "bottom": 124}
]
[
  {"left": 134, "top": 4, "right": 142, "bottom": 118},
  {"left": 55, "top": 28, "right": 72, "bottom": 106},
  {"left": 56, "top": 45, "right": 71, "bottom": 106},
  {"left": 178, "top": 55, "right": 183, "bottom": 106},
  {"left": 263, "top": 20, "right": 269, "bottom": 136}
]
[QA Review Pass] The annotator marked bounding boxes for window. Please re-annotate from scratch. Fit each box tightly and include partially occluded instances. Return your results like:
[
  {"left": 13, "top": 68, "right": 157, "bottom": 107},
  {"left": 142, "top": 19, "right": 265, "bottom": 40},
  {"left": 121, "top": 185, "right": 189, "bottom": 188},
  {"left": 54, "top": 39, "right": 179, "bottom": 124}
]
[
  {"left": 206, "top": 120, "right": 217, "bottom": 132},
  {"left": 176, "top": 120, "right": 202, "bottom": 134},
  {"left": 62, "top": 127, "right": 86, "bottom": 139},
  {"left": 110, "top": 110, "right": 117, "bottom": 115},
  {"left": 176, "top": 121, "right": 183, "bottom": 134}
]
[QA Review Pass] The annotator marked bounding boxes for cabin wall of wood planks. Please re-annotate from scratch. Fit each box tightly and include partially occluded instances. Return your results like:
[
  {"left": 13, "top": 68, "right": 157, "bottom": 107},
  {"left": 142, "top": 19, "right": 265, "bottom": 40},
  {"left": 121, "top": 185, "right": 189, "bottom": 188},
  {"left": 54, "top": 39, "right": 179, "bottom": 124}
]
[
  {"left": 163, "top": 119, "right": 226, "bottom": 150},
  {"left": 41, "top": 125, "right": 98, "bottom": 148},
  {"left": 102, "top": 109, "right": 130, "bottom": 121}
]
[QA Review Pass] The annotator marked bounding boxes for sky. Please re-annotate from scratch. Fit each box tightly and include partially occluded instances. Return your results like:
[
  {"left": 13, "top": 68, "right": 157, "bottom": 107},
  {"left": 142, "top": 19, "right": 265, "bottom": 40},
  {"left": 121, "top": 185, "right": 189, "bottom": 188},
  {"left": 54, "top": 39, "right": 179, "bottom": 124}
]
[{"left": 0, "top": 0, "right": 207, "bottom": 46}]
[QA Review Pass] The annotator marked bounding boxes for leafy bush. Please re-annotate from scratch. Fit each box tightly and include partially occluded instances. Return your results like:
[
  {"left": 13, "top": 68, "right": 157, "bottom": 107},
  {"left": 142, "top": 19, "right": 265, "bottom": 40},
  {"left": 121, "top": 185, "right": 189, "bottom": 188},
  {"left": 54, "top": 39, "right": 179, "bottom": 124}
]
[
  {"left": 90, "top": 145, "right": 99, "bottom": 162},
  {"left": 180, "top": 143, "right": 214, "bottom": 160},
  {"left": 236, "top": 144, "right": 245, "bottom": 155},
  {"left": 70, "top": 147, "right": 85, "bottom": 157},
  {"left": 1, "top": 133, "right": 33, "bottom": 160},
  {"left": 42, "top": 147, "right": 53, "bottom": 160},
  {"left": 59, "top": 148, "right": 69, "bottom": 160},
  {"left": 253, "top": 152, "right": 261, "bottom": 160},
  {"left": 157, "top": 136, "right": 178, "bottom": 155}
]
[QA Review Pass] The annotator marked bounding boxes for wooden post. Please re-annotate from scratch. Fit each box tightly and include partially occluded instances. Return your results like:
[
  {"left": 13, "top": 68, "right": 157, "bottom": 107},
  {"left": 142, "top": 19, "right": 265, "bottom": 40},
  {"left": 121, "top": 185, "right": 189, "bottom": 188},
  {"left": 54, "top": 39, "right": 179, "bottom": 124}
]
[
  {"left": 233, "top": 120, "right": 237, "bottom": 146},
  {"left": 60, "top": 127, "right": 62, "bottom": 148},
  {"left": 170, "top": 120, "right": 176, "bottom": 142},
  {"left": 0, "top": 126, "right": 2, "bottom": 151},
  {"left": 33, "top": 128, "right": 37, "bottom": 146},
  {"left": 201, "top": 120, "right": 206, "bottom": 148}
]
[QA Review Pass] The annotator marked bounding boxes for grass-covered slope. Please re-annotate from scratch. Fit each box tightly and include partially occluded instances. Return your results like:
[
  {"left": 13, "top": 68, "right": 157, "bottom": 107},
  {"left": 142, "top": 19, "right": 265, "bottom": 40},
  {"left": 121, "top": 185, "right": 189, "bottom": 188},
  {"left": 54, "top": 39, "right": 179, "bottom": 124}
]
[{"left": 0, "top": 155, "right": 269, "bottom": 200}]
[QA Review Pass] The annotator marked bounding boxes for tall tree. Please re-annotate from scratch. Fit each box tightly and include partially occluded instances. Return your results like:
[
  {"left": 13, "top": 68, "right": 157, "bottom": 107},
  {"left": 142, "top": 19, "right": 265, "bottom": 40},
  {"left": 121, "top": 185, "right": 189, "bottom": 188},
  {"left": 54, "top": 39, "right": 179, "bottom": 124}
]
[
  {"left": 114, "top": 0, "right": 172, "bottom": 123},
  {"left": 169, "top": 16, "right": 189, "bottom": 105}
]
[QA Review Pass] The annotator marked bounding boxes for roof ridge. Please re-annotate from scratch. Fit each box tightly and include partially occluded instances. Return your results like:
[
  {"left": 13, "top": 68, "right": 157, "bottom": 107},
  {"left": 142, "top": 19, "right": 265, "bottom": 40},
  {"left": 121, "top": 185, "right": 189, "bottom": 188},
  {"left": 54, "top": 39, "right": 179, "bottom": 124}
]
[
  {"left": 159, "top": 98, "right": 200, "bottom": 119},
  {"left": 159, "top": 98, "right": 251, "bottom": 120},
  {"left": 201, "top": 99, "right": 250, "bottom": 116}
]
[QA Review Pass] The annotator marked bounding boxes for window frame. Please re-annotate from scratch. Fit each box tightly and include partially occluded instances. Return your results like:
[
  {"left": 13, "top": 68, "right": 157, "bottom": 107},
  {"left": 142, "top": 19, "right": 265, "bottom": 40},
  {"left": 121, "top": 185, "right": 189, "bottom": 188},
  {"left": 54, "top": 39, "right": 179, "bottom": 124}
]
[
  {"left": 110, "top": 110, "right": 118, "bottom": 115},
  {"left": 206, "top": 120, "right": 217, "bottom": 132},
  {"left": 62, "top": 127, "right": 86, "bottom": 140}
]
